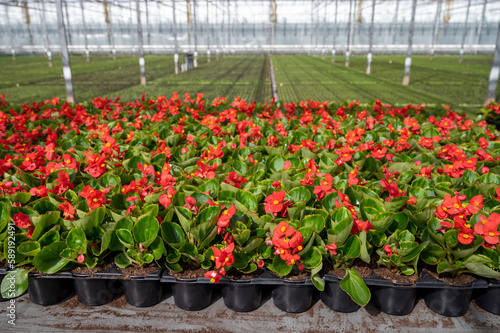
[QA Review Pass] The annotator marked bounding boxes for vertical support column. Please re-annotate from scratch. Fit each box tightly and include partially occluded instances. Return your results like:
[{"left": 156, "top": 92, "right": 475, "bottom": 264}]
[
  {"left": 172, "top": 0, "right": 179, "bottom": 74},
  {"left": 55, "top": 0, "right": 75, "bottom": 103},
  {"left": 484, "top": 20, "right": 500, "bottom": 105},
  {"left": 4, "top": 5, "right": 16, "bottom": 60},
  {"left": 63, "top": 0, "right": 72, "bottom": 45},
  {"left": 226, "top": 0, "right": 230, "bottom": 55},
  {"left": 40, "top": 0, "right": 53, "bottom": 67},
  {"left": 430, "top": 0, "right": 442, "bottom": 59},
  {"left": 22, "top": 0, "right": 35, "bottom": 55},
  {"left": 145, "top": 0, "right": 151, "bottom": 46},
  {"left": 322, "top": 0, "right": 327, "bottom": 59},
  {"left": 402, "top": 0, "right": 417, "bottom": 86},
  {"left": 193, "top": 0, "right": 198, "bottom": 67},
  {"left": 220, "top": 0, "right": 225, "bottom": 57},
  {"left": 310, "top": 0, "right": 314, "bottom": 50},
  {"left": 392, "top": 0, "right": 399, "bottom": 46},
  {"left": 270, "top": 0, "right": 277, "bottom": 55},
  {"left": 206, "top": 0, "right": 211, "bottom": 62},
  {"left": 104, "top": 1, "right": 116, "bottom": 60},
  {"left": 136, "top": 0, "right": 146, "bottom": 85},
  {"left": 459, "top": 0, "right": 472, "bottom": 63},
  {"left": 130, "top": 2, "right": 136, "bottom": 56},
  {"left": 477, "top": 0, "right": 488, "bottom": 47},
  {"left": 367, "top": 0, "right": 375, "bottom": 74},
  {"left": 346, "top": 0, "right": 353, "bottom": 67},
  {"left": 80, "top": 0, "right": 89, "bottom": 62},
  {"left": 332, "top": 0, "right": 338, "bottom": 63}
]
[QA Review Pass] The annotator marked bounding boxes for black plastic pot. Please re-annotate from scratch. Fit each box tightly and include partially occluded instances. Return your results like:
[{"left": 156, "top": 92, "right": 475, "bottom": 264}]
[
  {"left": 172, "top": 282, "right": 213, "bottom": 311},
  {"left": 73, "top": 277, "right": 121, "bottom": 306},
  {"left": 28, "top": 272, "right": 73, "bottom": 306},
  {"left": 474, "top": 279, "right": 500, "bottom": 315},
  {"left": 161, "top": 271, "right": 214, "bottom": 311},
  {"left": 486, "top": 118, "right": 500, "bottom": 131},
  {"left": 221, "top": 283, "right": 262, "bottom": 312},
  {"left": 72, "top": 265, "right": 123, "bottom": 306},
  {"left": 370, "top": 285, "right": 417, "bottom": 316},
  {"left": 0, "top": 265, "right": 9, "bottom": 302},
  {"left": 272, "top": 282, "right": 315, "bottom": 313},
  {"left": 121, "top": 269, "right": 164, "bottom": 307},
  {"left": 320, "top": 274, "right": 360, "bottom": 313},
  {"left": 416, "top": 270, "right": 488, "bottom": 317}
]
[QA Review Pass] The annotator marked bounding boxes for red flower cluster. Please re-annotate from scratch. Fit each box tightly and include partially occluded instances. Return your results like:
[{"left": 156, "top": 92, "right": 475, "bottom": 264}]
[
  {"left": 436, "top": 194, "right": 485, "bottom": 245},
  {"left": 79, "top": 185, "right": 110, "bottom": 210},
  {"left": 313, "top": 174, "right": 334, "bottom": 200},
  {"left": 217, "top": 203, "right": 236, "bottom": 234},
  {"left": 264, "top": 190, "right": 293, "bottom": 218},
  {"left": 205, "top": 243, "right": 235, "bottom": 283},
  {"left": 272, "top": 222, "right": 304, "bottom": 267}
]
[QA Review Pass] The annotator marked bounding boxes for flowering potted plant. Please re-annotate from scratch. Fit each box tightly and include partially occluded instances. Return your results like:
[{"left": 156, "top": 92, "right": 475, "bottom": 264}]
[
  {"left": 479, "top": 102, "right": 500, "bottom": 130},
  {"left": 1, "top": 208, "right": 73, "bottom": 305},
  {"left": 111, "top": 212, "right": 164, "bottom": 307},
  {"left": 160, "top": 192, "right": 223, "bottom": 310},
  {"left": 420, "top": 193, "right": 500, "bottom": 316},
  {"left": 319, "top": 204, "right": 371, "bottom": 313}
]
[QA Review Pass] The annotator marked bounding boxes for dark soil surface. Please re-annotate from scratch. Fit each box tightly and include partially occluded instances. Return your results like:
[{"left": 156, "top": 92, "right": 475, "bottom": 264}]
[
  {"left": 424, "top": 269, "right": 476, "bottom": 285},
  {"left": 372, "top": 267, "right": 418, "bottom": 284},
  {"left": 170, "top": 266, "right": 209, "bottom": 279},
  {"left": 71, "top": 259, "right": 114, "bottom": 276},
  {"left": 117, "top": 264, "right": 160, "bottom": 279},
  {"left": 283, "top": 271, "right": 310, "bottom": 281},
  {"left": 224, "top": 268, "right": 264, "bottom": 280}
]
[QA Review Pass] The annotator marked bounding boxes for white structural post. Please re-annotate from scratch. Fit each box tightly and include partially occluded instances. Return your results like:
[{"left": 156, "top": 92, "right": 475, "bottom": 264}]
[
  {"left": 80, "top": 0, "right": 90, "bottom": 62},
  {"left": 216, "top": 0, "right": 220, "bottom": 60},
  {"left": 221, "top": 0, "right": 225, "bottom": 57},
  {"left": 193, "top": 0, "right": 198, "bottom": 67},
  {"left": 63, "top": 0, "right": 72, "bottom": 45},
  {"left": 346, "top": 0, "right": 353, "bottom": 67},
  {"left": 270, "top": 0, "right": 277, "bottom": 54},
  {"left": 477, "top": 0, "right": 488, "bottom": 46},
  {"left": 104, "top": 1, "right": 116, "bottom": 60},
  {"left": 332, "top": 0, "right": 338, "bottom": 63},
  {"left": 391, "top": 0, "right": 399, "bottom": 46},
  {"left": 145, "top": 0, "right": 151, "bottom": 45},
  {"left": 309, "top": 0, "right": 314, "bottom": 50},
  {"left": 129, "top": 2, "right": 136, "bottom": 56},
  {"left": 402, "top": 0, "right": 417, "bottom": 86},
  {"left": 226, "top": 0, "right": 230, "bottom": 55},
  {"left": 484, "top": 20, "right": 500, "bottom": 105},
  {"left": 367, "top": 0, "right": 375, "bottom": 74},
  {"left": 322, "top": 0, "right": 327, "bottom": 59},
  {"left": 430, "top": 0, "right": 442, "bottom": 59},
  {"left": 40, "top": 0, "right": 53, "bottom": 67},
  {"left": 136, "top": 0, "right": 146, "bottom": 85},
  {"left": 22, "top": 0, "right": 34, "bottom": 55},
  {"left": 4, "top": 5, "right": 15, "bottom": 60},
  {"left": 459, "top": 0, "right": 471, "bottom": 63},
  {"left": 206, "top": 0, "right": 210, "bottom": 62},
  {"left": 172, "top": 0, "right": 179, "bottom": 74},
  {"left": 55, "top": 0, "right": 75, "bottom": 103}
]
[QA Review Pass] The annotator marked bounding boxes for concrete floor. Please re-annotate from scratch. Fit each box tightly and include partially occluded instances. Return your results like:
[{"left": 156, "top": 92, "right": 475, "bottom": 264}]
[{"left": 1, "top": 288, "right": 500, "bottom": 333}]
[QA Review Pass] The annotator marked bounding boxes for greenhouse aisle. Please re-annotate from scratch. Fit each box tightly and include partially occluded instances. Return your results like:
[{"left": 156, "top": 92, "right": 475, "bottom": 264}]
[{"left": 2, "top": 290, "right": 500, "bottom": 332}]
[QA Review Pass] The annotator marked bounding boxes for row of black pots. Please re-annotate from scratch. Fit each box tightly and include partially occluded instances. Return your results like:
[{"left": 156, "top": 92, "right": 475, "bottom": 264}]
[
  {"left": 26, "top": 266, "right": 164, "bottom": 307},
  {"left": 322, "top": 270, "right": 495, "bottom": 317},
  {"left": 3, "top": 266, "right": 500, "bottom": 316},
  {"left": 161, "top": 269, "right": 317, "bottom": 313}
]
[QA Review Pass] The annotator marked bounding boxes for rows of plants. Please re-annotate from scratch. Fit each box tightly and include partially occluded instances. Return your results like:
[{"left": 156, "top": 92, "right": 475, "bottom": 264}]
[{"left": 1, "top": 92, "right": 500, "bottom": 316}]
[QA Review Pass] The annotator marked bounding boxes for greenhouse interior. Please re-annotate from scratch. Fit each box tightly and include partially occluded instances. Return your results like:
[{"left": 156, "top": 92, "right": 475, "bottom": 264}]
[{"left": 1, "top": 0, "right": 500, "bottom": 332}]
